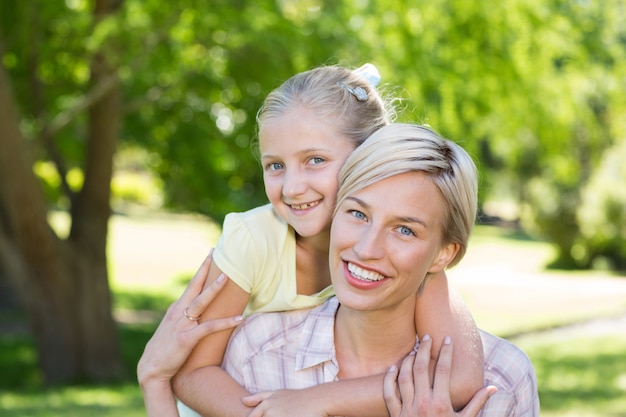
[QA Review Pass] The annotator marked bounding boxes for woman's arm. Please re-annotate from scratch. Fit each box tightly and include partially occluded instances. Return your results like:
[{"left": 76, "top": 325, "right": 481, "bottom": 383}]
[
  {"left": 137, "top": 252, "right": 243, "bottom": 416},
  {"left": 171, "top": 256, "right": 254, "bottom": 417},
  {"left": 415, "top": 270, "right": 484, "bottom": 410}
]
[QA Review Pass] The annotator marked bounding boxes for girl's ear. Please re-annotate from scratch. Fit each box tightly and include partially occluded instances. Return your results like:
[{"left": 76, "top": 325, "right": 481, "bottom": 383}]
[{"left": 428, "top": 242, "right": 460, "bottom": 273}]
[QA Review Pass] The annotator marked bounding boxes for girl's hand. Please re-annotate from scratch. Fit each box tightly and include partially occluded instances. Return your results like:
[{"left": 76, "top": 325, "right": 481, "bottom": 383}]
[
  {"left": 243, "top": 390, "right": 329, "bottom": 417},
  {"left": 383, "top": 335, "right": 496, "bottom": 417}
]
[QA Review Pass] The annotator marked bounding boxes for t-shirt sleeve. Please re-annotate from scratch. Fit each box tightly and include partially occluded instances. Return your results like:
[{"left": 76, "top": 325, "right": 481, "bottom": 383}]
[{"left": 212, "top": 212, "right": 264, "bottom": 294}]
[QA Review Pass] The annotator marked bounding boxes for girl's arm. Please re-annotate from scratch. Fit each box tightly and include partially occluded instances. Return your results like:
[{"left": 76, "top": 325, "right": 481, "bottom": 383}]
[
  {"left": 415, "top": 270, "right": 485, "bottom": 410},
  {"left": 243, "top": 374, "right": 389, "bottom": 417},
  {"left": 243, "top": 333, "right": 486, "bottom": 417},
  {"left": 172, "top": 259, "right": 254, "bottom": 417}
]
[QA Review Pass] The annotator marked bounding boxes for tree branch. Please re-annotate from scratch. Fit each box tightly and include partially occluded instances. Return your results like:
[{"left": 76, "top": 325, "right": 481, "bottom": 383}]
[{"left": 43, "top": 73, "right": 119, "bottom": 139}]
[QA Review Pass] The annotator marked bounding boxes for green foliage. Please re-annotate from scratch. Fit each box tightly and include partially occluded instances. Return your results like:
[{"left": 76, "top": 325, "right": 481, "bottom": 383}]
[
  {"left": 111, "top": 147, "right": 164, "bottom": 209},
  {"left": 0, "top": 333, "right": 41, "bottom": 390},
  {"left": 576, "top": 139, "right": 626, "bottom": 270},
  {"left": 2, "top": 0, "right": 625, "bottom": 268}
]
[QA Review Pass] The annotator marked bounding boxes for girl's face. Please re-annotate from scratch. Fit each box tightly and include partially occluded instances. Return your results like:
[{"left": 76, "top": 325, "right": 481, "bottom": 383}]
[
  {"left": 329, "top": 171, "right": 458, "bottom": 314},
  {"left": 259, "top": 106, "right": 356, "bottom": 238}
]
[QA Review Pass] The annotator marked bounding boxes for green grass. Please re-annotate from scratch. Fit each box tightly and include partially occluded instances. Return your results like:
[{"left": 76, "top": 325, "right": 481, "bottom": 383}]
[
  {"left": 0, "top": 320, "right": 158, "bottom": 416},
  {"left": 515, "top": 332, "right": 626, "bottom": 417},
  {"left": 0, "top": 383, "right": 145, "bottom": 417},
  {"left": 2, "top": 215, "right": 625, "bottom": 416}
]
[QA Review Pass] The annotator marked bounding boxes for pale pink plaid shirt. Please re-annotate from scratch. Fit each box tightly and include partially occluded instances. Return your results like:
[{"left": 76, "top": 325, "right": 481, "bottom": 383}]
[
  {"left": 479, "top": 330, "right": 540, "bottom": 416},
  {"left": 222, "top": 297, "right": 539, "bottom": 416}
]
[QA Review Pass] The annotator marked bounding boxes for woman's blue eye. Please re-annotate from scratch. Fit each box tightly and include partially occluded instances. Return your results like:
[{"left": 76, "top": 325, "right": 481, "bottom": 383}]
[
  {"left": 398, "top": 226, "right": 415, "bottom": 236},
  {"left": 350, "top": 210, "right": 366, "bottom": 220}
]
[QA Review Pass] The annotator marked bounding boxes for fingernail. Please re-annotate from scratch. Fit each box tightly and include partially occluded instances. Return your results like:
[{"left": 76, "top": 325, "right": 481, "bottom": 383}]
[
  {"left": 235, "top": 315, "right": 243, "bottom": 322},
  {"left": 216, "top": 274, "right": 226, "bottom": 283},
  {"left": 444, "top": 336, "right": 451, "bottom": 345},
  {"left": 422, "top": 334, "right": 431, "bottom": 341},
  {"left": 389, "top": 365, "right": 397, "bottom": 372}
]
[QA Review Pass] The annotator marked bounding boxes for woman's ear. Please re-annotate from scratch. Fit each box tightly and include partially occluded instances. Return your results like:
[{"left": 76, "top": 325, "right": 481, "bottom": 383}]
[{"left": 428, "top": 242, "right": 460, "bottom": 273}]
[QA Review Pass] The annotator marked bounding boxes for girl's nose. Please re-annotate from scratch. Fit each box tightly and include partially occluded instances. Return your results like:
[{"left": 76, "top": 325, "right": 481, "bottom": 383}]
[{"left": 282, "top": 169, "right": 307, "bottom": 198}]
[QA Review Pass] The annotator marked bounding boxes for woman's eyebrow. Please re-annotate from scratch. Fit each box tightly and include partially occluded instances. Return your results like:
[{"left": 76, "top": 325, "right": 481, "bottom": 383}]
[
  {"left": 396, "top": 215, "right": 427, "bottom": 229},
  {"left": 346, "top": 196, "right": 428, "bottom": 228},
  {"left": 345, "top": 196, "right": 367, "bottom": 207}
]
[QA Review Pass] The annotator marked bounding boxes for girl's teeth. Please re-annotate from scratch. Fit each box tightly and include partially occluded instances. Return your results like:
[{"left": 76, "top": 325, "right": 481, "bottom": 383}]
[
  {"left": 291, "top": 201, "right": 318, "bottom": 210},
  {"left": 348, "top": 262, "right": 385, "bottom": 282}
]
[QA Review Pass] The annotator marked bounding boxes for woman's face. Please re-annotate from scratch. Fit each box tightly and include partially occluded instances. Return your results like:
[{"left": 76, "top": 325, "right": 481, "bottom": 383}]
[
  {"left": 259, "top": 106, "right": 356, "bottom": 238},
  {"left": 329, "top": 171, "right": 458, "bottom": 313}
]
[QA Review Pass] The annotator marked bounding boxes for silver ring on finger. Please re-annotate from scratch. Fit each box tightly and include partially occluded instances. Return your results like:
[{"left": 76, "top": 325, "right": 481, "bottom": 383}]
[{"left": 184, "top": 307, "right": 201, "bottom": 321}]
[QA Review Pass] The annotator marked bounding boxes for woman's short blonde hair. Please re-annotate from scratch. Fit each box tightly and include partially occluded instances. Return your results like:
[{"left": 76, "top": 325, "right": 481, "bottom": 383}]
[{"left": 336, "top": 123, "right": 478, "bottom": 268}]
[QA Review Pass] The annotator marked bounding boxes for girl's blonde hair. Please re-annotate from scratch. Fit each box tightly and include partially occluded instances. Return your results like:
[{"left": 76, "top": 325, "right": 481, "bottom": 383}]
[
  {"left": 336, "top": 123, "right": 478, "bottom": 268},
  {"left": 257, "top": 65, "right": 395, "bottom": 148}
]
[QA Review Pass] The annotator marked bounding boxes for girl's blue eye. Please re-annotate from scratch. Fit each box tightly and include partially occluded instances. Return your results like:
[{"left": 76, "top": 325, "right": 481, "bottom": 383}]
[
  {"left": 268, "top": 162, "right": 284, "bottom": 171},
  {"left": 309, "top": 157, "right": 325, "bottom": 165}
]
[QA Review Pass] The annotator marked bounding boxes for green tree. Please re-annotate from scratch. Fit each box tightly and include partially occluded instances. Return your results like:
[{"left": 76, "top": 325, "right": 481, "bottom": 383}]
[{"left": 0, "top": 0, "right": 125, "bottom": 383}]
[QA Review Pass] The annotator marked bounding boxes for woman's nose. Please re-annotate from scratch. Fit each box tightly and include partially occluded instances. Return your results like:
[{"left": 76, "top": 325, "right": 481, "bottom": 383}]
[{"left": 353, "top": 226, "right": 385, "bottom": 260}]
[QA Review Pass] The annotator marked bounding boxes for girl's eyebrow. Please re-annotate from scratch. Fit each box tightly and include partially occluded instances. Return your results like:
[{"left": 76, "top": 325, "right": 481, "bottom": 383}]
[
  {"left": 262, "top": 147, "right": 332, "bottom": 160},
  {"left": 345, "top": 196, "right": 428, "bottom": 228}
]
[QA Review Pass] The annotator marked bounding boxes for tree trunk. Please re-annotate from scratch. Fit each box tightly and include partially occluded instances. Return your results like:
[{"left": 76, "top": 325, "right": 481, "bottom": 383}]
[{"left": 0, "top": 0, "right": 125, "bottom": 384}]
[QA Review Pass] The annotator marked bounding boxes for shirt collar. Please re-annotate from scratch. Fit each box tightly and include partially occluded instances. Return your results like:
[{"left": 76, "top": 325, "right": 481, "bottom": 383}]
[{"left": 295, "top": 297, "right": 338, "bottom": 371}]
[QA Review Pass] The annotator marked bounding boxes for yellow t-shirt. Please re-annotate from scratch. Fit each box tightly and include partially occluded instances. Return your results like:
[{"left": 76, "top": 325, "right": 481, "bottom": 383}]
[{"left": 212, "top": 204, "right": 334, "bottom": 316}]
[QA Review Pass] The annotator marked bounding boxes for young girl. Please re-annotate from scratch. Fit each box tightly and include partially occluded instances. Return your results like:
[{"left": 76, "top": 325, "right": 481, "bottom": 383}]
[{"left": 173, "top": 64, "right": 484, "bottom": 416}]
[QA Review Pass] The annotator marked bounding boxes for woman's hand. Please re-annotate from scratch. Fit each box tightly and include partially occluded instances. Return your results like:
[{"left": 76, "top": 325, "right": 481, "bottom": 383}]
[
  {"left": 383, "top": 335, "right": 496, "bottom": 417},
  {"left": 138, "top": 250, "right": 243, "bottom": 416}
]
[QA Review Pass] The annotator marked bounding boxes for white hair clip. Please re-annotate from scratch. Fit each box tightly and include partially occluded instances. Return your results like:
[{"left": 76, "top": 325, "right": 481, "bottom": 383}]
[{"left": 353, "top": 63, "right": 381, "bottom": 87}]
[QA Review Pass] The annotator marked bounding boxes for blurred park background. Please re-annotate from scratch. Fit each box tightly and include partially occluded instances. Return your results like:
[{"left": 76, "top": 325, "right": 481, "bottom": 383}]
[{"left": 0, "top": 0, "right": 625, "bottom": 415}]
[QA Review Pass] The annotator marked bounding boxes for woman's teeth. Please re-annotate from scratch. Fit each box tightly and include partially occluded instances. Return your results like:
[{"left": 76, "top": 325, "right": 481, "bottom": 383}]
[{"left": 348, "top": 262, "right": 385, "bottom": 282}]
